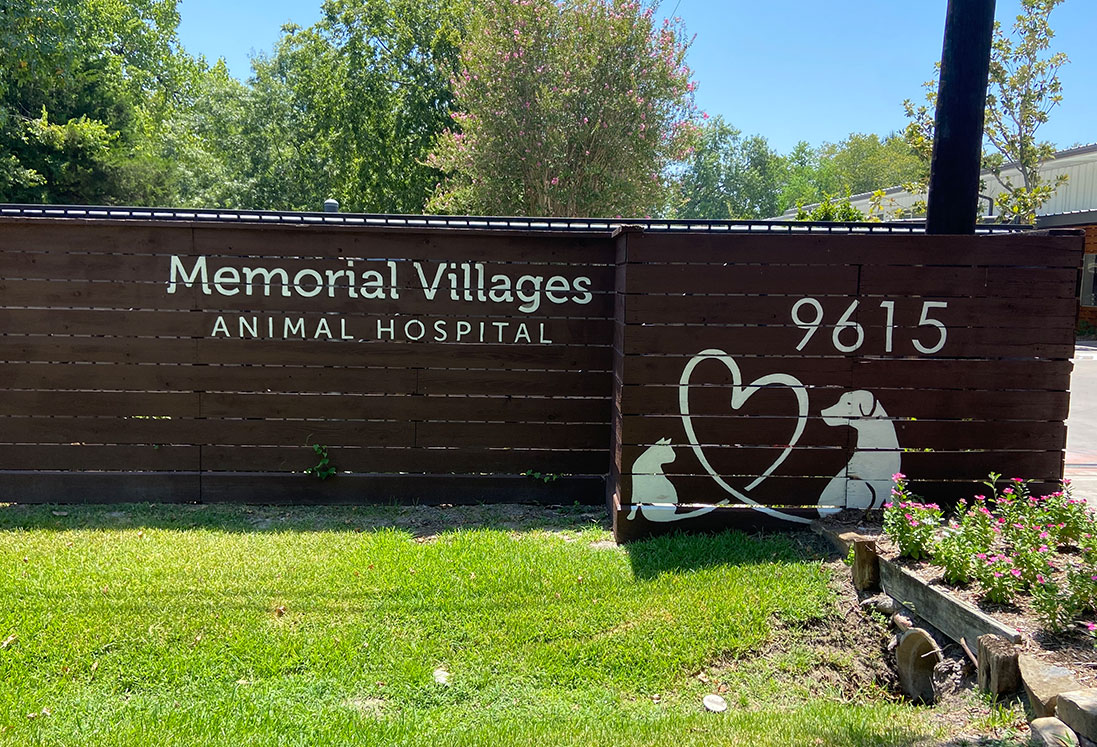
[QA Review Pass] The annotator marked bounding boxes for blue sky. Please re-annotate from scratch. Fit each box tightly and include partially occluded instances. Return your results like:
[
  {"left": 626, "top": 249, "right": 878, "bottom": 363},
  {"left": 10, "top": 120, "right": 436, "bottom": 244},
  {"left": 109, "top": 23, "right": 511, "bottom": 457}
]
[{"left": 176, "top": 0, "right": 1096, "bottom": 154}]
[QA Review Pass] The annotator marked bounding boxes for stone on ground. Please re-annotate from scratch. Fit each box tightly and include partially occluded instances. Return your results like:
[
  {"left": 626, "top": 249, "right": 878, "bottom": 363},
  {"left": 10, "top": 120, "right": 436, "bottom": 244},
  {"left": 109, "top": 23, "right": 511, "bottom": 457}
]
[
  {"left": 702, "top": 694, "right": 727, "bottom": 712},
  {"left": 1021, "top": 654, "right": 1083, "bottom": 719},
  {"left": 1058, "top": 689, "right": 1097, "bottom": 742},
  {"left": 1029, "top": 716, "right": 1079, "bottom": 747},
  {"left": 860, "top": 594, "right": 899, "bottom": 616}
]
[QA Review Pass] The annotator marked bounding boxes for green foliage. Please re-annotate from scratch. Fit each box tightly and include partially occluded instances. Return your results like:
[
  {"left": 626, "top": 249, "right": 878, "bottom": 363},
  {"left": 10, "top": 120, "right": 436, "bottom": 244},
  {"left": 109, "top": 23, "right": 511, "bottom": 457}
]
[
  {"left": 973, "top": 552, "right": 1024, "bottom": 604},
  {"left": 674, "top": 129, "right": 921, "bottom": 221},
  {"left": 893, "top": 473, "right": 1097, "bottom": 633},
  {"left": 983, "top": 0, "right": 1069, "bottom": 223},
  {"left": 1031, "top": 577, "right": 1074, "bottom": 633},
  {"left": 426, "top": 0, "right": 699, "bottom": 218},
  {"left": 817, "top": 132, "right": 922, "bottom": 197},
  {"left": 902, "top": 0, "right": 1069, "bottom": 224},
  {"left": 522, "top": 469, "right": 560, "bottom": 483},
  {"left": 675, "top": 116, "right": 785, "bottom": 219},
  {"left": 0, "top": 0, "right": 190, "bottom": 204},
  {"left": 778, "top": 134, "right": 920, "bottom": 219},
  {"left": 305, "top": 444, "right": 336, "bottom": 480},
  {"left": 934, "top": 497, "right": 995, "bottom": 586},
  {"left": 230, "top": 0, "right": 468, "bottom": 213},
  {"left": 794, "top": 191, "right": 865, "bottom": 222}
]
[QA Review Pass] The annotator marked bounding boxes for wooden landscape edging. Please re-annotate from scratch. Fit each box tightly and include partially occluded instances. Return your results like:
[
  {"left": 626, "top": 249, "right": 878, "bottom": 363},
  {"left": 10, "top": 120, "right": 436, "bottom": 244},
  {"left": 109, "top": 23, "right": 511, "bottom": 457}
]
[
  {"left": 879, "top": 558, "right": 1022, "bottom": 645},
  {"left": 0, "top": 216, "right": 1084, "bottom": 528},
  {"left": 812, "top": 522, "right": 1021, "bottom": 646}
]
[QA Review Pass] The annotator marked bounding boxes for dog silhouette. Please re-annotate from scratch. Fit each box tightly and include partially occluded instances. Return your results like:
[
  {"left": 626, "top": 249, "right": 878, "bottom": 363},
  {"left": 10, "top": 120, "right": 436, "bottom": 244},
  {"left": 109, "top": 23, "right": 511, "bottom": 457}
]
[{"left": 818, "top": 390, "right": 900, "bottom": 513}]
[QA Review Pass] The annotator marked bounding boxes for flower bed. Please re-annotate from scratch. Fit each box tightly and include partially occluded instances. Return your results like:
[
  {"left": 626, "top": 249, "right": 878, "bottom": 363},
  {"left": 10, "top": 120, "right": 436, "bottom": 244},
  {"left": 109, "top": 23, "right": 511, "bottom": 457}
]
[{"left": 883, "top": 473, "right": 1097, "bottom": 640}]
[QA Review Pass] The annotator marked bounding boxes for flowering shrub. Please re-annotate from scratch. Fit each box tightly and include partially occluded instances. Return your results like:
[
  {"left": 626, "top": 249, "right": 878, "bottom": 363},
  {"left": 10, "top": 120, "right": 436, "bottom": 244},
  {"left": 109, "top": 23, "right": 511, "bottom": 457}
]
[
  {"left": 974, "top": 553, "right": 1024, "bottom": 604},
  {"left": 880, "top": 472, "right": 1097, "bottom": 635},
  {"left": 882, "top": 473, "right": 941, "bottom": 560},
  {"left": 427, "top": 0, "right": 700, "bottom": 217},
  {"left": 1041, "top": 483, "right": 1091, "bottom": 544},
  {"left": 935, "top": 523, "right": 978, "bottom": 585},
  {"left": 956, "top": 495, "right": 996, "bottom": 549},
  {"left": 931, "top": 495, "right": 999, "bottom": 585},
  {"left": 1031, "top": 577, "right": 1074, "bottom": 633}
]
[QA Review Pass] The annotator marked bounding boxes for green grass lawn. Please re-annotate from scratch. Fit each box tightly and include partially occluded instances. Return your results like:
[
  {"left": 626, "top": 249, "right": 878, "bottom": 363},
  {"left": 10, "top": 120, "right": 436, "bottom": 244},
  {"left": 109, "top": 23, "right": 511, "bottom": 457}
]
[{"left": 1, "top": 503, "right": 953, "bottom": 746}]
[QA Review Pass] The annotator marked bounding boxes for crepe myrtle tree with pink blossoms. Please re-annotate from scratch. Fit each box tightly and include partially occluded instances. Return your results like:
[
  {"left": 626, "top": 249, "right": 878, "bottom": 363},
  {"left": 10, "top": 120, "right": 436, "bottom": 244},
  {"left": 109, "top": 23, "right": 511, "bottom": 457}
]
[{"left": 426, "top": 0, "right": 701, "bottom": 218}]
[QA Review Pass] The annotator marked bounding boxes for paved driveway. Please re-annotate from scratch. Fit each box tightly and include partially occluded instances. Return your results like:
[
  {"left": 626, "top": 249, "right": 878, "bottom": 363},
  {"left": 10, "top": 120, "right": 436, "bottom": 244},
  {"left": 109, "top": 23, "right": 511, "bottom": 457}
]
[{"left": 1066, "top": 343, "right": 1097, "bottom": 500}]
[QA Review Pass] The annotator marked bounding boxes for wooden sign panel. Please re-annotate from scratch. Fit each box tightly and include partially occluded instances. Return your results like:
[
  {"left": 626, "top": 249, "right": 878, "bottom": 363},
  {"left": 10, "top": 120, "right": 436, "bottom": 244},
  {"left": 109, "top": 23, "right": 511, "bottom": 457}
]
[
  {"left": 611, "top": 230, "right": 1082, "bottom": 539},
  {"left": 0, "top": 218, "right": 615, "bottom": 504}
]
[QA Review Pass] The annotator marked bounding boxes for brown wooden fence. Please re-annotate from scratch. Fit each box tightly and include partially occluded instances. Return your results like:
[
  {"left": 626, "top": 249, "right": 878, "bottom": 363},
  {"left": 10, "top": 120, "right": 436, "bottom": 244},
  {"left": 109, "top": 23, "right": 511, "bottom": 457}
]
[
  {"left": 0, "top": 218, "right": 615, "bottom": 504},
  {"left": 0, "top": 214, "right": 1083, "bottom": 541},
  {"left": 611, "top": 229, "right": 1082, "bottom": 539}
]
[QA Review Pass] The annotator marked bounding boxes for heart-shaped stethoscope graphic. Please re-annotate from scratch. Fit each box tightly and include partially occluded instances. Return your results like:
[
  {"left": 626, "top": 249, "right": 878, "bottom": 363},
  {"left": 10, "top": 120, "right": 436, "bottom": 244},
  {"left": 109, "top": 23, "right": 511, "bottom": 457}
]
[{"left": 678, "top": 349, "right": 812, "bottom": 524}]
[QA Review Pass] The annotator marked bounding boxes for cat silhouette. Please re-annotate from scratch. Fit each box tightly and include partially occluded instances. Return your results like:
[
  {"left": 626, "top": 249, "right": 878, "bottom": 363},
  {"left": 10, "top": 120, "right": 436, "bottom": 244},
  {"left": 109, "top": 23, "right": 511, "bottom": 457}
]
[{"left": 627, "top": 438, "right": 722, "bottom": 522}]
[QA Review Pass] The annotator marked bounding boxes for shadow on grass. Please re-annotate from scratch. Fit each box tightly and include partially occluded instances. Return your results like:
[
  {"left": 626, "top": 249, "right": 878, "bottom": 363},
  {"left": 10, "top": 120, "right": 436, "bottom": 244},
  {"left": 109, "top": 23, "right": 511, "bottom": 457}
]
[
  {"left": 2, "top": 502, "right": 840, "bottom": 582},
  {"left": 0, "top": 501, "right": 609, "bottom": 537},
  {"left": 624, "top": 527, "right": 834, "bottom": 580}
]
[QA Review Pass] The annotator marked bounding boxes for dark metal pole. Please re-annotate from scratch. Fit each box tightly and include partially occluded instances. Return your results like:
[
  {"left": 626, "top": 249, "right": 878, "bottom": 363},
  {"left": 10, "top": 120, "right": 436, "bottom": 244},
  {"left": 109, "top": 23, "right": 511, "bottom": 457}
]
[{"left": 925, "top": 0, "right": 997, "bottom": 234}]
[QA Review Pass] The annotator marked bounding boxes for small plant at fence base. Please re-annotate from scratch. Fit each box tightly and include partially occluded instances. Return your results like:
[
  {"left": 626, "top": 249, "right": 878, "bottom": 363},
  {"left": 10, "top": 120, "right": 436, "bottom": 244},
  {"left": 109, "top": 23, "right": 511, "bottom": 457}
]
[
  {"left": 305, "top": 444, "right": 336, "bottom": 480},
  {"left": 522, "top": 469, "right": 559, "bottom": 484},
  {"left": 882, "top": 473, "right": 1097, "bottom": 638}
]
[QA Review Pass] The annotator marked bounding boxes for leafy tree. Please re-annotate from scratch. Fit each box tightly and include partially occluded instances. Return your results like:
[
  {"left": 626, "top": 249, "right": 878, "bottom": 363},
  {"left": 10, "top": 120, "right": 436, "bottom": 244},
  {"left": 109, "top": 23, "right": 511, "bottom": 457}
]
[
  {"left": 675, "top": 116, "right": 786, "bottom": 219},
  {"left": 779, "top": 141, "right": 832, "bottom": 214},
  {"left": 152, "top": 59, "right": 250, "bottom": 208},
  {"left": 426, "top": 0, "right": 699, "bottom": 218},
  {"left": 225, "top": 0, "right": 467, "bottom": 213},
  {"left": 777, "top": 133, "right": 920, "bottom": 214},
  {"left": 0, "top": 0, "right": 190, "bottom": 204},
  {"left": 903, "top": 0, "right": 1068, "bottom": 223},
  {"left": 819, "top": 132, "right": 922, "bottom": 197},
  {"left": 983, "top": 0, "right": 1068, "bottom": 222}
]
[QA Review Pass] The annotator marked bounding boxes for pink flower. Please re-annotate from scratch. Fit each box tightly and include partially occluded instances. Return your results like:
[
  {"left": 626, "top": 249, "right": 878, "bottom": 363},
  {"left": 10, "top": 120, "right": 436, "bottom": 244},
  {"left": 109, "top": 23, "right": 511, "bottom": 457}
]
[
  {"left": 993, "top": 572, "right": 1003, "bottom": 578},
  {"left": 892, "top": 473, "right": 906, "bottom": 481},
  {"left": 1010, "top": 568, "right": 1022, "bottom": 577},
  {"left": 1038, "top": 545, "right": 1049, "bottom": 553},
  {"left": 1039, "top": 531, "right": 1049, "bottom": 539},
  {"left": 1037, "top": 574, "right": 1046, "bottom": 583},
  {"left": 1088, "top": 622, "right": 1097, "bottom": 632},
  {"left": 1011, "top": 477, "right": 1024, "bottom": 483}
]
